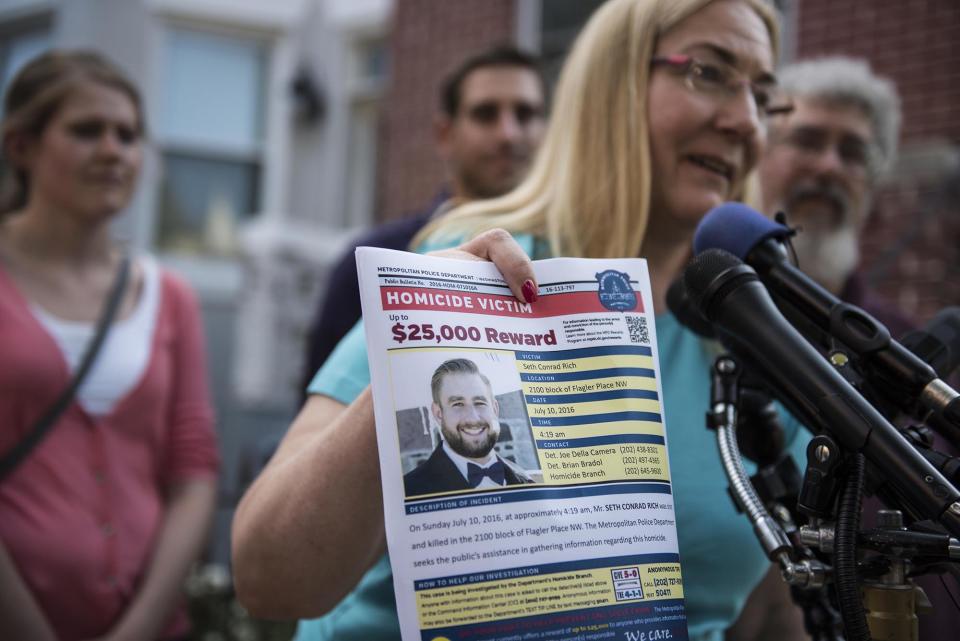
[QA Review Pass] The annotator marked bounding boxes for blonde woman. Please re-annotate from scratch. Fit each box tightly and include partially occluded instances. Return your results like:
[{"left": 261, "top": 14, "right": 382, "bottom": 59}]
[{"left": 234, "top": 2, "right": 811, "bottom": 640}]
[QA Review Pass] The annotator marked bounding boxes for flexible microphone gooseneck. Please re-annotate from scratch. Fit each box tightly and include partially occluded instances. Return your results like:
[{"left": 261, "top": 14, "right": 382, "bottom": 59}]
[
  {"left": 693, "top": 202, "right": 960, "bottom": 434},
  {"left": 682, "top": 249, "right": 960, "bottom": 538}
]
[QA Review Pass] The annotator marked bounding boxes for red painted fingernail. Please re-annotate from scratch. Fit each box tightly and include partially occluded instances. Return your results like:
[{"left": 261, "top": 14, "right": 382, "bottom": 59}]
[{"left": 521, "top": 279, "right": 538, "bottom": 303}]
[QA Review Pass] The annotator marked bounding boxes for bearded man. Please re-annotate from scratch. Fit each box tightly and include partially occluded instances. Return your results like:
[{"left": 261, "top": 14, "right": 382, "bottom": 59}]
[
  {"left": 759, "top": 56, "right": 912, "bottom": 337},
  {"left": 752, "top": 57, "right": 960, "bottom": 641},
  {"left": 403, "top": 358, "right": 533, "bottom": 496}
]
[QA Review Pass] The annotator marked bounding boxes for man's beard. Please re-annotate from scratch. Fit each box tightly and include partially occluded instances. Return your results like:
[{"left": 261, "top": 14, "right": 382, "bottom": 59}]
[
  {"left": 441, "top": 420, "right": 498, "bottom": 459},
  {"left": 791, "top": 223, "right": 861, "bottom": 293},
  {"left": 784, "top": 181, "right": 861, "bottom": 293}
]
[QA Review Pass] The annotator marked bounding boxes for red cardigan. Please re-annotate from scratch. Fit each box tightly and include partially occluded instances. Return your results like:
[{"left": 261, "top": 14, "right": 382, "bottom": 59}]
[{"left": 0, "top": 264, "right": 219, "bottom": 640}]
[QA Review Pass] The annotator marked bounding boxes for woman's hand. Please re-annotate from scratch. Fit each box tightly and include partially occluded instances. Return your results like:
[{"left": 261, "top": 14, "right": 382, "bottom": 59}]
[
  {"left": 81, "top": 479, "right": 216, "bottom": 641},
  {"left": 430, "top": 229, "right": 539, "bottom": 303}
]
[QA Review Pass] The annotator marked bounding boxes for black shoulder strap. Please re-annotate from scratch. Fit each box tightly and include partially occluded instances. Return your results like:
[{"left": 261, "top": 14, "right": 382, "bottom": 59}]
[{"left": 0, "top": 255, "right": 132, "bottom": 482}]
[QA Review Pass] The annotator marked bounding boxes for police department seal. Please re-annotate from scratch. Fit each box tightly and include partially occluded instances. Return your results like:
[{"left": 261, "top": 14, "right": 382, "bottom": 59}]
[{"left": 596, "top": 270, "right": 637, "bottom": 311}]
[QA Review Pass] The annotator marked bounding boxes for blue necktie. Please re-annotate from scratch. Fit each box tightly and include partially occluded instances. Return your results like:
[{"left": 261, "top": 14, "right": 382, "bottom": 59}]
[{"left": 467, "top": 461, "right": 506, "bottom": 487}]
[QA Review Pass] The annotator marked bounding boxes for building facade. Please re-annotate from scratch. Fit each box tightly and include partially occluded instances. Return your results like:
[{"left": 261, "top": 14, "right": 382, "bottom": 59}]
[
  {"left": 3, "top": 0, "right": 956, "bottom": 564},
  {"left": 0, "top": 0, "right": 394, "bottom": 562}
]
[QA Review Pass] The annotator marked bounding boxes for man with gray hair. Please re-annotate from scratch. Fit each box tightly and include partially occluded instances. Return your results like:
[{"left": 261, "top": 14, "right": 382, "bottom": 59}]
[
  {"left": 754, "top": 56, "right": 958, "bottom": 640},
  {"left": 759, "top": 56, "right": 913, "bottom": 337}
]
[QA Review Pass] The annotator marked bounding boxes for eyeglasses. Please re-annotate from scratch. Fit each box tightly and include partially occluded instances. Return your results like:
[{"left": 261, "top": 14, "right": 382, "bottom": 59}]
[
  {"left": 650, "top": 54, "right": 794, "bottom": 119},
  {"left": 773, "top": 126, "right": 874, "bottom": 172}
]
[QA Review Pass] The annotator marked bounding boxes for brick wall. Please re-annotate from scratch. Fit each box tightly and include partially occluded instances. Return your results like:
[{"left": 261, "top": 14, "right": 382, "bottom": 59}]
[
  {"left": 795, "top": 0, "right": 960, "bottom": 322},
  {"left": 378, "top": 0, "right": 516, "bottom": 220}
]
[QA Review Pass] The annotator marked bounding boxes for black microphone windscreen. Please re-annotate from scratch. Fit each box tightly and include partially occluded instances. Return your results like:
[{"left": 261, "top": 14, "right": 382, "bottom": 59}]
[
  {"left": 666, "top": 276, "right": 715, "bottom": 338},
  {"left": 902, "top": 307, "right": 960, "bottom": 379},
  {"left": 683, "top": 249, "right": 757, "bottom": 320},
  {"left": 683, "top": 249, "right": 741, "bottom": 300}
]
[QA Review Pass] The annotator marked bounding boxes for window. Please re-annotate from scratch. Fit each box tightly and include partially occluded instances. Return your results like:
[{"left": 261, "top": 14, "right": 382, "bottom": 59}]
[
  {"left": 342, "top": 36, "right": 387, "bottom": 228},
  {"left": 539, "top": 0, "right": 605, "bottom": 86},
  {"left": 156, "top": 28, "right": 266, "bottom": 256},
  {"left": 0, "top": 23, "right": 51, "bottom": 105}
]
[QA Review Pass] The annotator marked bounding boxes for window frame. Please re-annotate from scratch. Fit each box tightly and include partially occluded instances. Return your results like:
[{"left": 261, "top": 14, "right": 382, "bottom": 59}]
[{"left": 341, "top": 31, "right": 388, "bottom": 229}]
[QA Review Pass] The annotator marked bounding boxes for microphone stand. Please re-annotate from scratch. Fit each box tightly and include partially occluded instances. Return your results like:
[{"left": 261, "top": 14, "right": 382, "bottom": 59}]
[
  {"left": 667, "top": 256, "right": 960, "bottom": 637},
  {"left": 707, "top": 355, "right": 842, "bottom": 641},
  {"left": 706, "top": 354, "right": 960, "bottom": 641}
]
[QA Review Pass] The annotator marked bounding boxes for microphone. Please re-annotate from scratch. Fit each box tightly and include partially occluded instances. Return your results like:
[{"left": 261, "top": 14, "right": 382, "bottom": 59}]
[
  {"left": 902, "top": 307, "right": 960, "bottom": 380},
  {"left": 667, "top": 276, "right": 788, "bottom": 463},
  {"left": 666, "top": 276, "right": 715, "bottom": 338},
  {"left": 683, "top": 249, "right": 960, "bottom": 538},
  {"left": 693, "top": 202, "right": 960, "bottom": 430}
]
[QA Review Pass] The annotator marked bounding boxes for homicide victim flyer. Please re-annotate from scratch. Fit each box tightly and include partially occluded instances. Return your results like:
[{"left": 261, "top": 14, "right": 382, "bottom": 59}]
[{"left": 356, "top": 248, "right": 688, "bottom": 641}]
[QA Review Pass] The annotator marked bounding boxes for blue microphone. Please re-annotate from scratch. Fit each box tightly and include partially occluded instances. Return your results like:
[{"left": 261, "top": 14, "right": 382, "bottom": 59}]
[{"left": 693, "top": 202, "right": 792, "bottom": 259}]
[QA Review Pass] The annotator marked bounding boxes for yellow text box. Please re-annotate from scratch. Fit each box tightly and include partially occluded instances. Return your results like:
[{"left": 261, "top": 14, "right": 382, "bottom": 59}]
[
  {"left": 516, "top": 354, "right": 654, "bottom": 374},
  {"left": 521, "top": 376, "right": 657, "bottom": 395},
  {"left": 416, "top": 563, "right": 684, "bottom": 629},
  {"left": 526, "top": 397, "right": 661, "bottom": 419},
  {"left": 539, "top": 445, "right": 669, "bottom": 484},
  {"left": 534, "top": 422, "right": 665, "bottom": 440}
]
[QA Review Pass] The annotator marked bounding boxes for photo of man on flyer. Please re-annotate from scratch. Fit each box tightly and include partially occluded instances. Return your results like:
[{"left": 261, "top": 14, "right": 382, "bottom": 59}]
[{"left": 404, "top": 358, "right": 535, "bottom": 496}]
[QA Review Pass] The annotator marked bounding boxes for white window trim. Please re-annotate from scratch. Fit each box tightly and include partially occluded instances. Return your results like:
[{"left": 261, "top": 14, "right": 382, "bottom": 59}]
[{"left": 146, "top": 0, "right": 309, "bottom": 32}]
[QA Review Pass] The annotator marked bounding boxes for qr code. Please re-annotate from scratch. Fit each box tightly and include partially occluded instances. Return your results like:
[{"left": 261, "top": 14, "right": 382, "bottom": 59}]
[{"left": 626, "top": 315, "right": 649, "bottom": 344}]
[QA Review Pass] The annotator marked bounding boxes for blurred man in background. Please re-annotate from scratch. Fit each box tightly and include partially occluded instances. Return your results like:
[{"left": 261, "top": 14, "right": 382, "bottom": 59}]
[
  {"left": 759, "top": 56, "right": 911, "bottom": 336},
  {"left": 745, "top": 56, "right": 959, "bottom": 641},
  {"left": 302, "top": 45, "right": 546, "bottom": 388}
]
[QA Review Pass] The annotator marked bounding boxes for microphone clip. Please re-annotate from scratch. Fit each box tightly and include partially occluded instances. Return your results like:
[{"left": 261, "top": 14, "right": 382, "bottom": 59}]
[
  {"left": 772, "top": 210, "right": 801, "bottom": 266},
  {"left": 707, "top": 356, "right": 740, "bottom": 431}
]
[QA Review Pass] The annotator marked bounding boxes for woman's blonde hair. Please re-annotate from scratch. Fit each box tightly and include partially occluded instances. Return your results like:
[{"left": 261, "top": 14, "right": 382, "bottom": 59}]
[
  {"left": 0, "top": 49, "right": 143, "bottom": 214},
  {"left": 418, "top": 0, "right": 779, "bottom": 258}
]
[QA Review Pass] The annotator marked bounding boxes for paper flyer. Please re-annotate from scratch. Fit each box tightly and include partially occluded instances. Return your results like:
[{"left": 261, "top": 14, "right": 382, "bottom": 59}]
[{"left": 357, "top": 247, "right": 688, "bottom": 641}]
